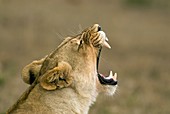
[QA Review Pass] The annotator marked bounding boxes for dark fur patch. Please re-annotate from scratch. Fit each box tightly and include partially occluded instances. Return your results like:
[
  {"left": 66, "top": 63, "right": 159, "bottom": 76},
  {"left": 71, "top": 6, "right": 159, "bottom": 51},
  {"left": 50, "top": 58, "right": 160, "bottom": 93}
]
[{"left": 29, "top": 70, "right": 36, "bottom": 84}]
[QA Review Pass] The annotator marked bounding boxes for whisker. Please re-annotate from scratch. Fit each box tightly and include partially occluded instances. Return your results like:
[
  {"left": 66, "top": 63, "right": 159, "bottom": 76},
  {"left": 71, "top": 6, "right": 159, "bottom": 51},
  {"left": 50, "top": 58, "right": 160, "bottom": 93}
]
[
  {"left": 55, "top": 32, "right": 65, "bottom": 40},
  {"left": 78, "top": 24, "right": 83, "bottom": 33},
  {"left": 67, "top": 28, "right": 77, "bottom": 36}
]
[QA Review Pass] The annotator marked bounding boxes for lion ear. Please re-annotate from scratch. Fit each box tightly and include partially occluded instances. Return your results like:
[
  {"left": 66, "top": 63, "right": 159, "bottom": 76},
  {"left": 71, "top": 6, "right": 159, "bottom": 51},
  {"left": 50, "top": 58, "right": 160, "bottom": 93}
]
[
  {"left": 21, "top": 62, "right": 42, "bottom": 85},
  {"left": 40, "top": 61, "right": 73, "bottom": 91},
  {"left": 21, "top": 56, "right": 47, "bottom": 84}
]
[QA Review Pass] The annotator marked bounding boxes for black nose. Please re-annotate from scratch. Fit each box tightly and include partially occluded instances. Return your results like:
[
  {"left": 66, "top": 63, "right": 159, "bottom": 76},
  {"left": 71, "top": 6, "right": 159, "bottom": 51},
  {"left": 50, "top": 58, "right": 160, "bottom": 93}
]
[{"left": 98, "top": 26, "right": 102, "bottom": 31}]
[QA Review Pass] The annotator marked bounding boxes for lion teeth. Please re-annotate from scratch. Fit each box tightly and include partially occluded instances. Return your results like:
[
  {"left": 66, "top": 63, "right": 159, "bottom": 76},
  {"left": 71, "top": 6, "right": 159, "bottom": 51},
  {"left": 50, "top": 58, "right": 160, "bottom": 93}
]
[
  {"left": 103, "top": 41, "right": 111, "bottom": 49},
  {"left": 105, "top": 71, "right": 113, "bottom": 79},
  {"left": 113, "top": 73, "right": 117, "bottom": 81},
  {"left": 105, "top": 71, "right": 117, "bottom": 80},
  {"left": 105, "top": 37, "right": 109, "bottom": 41},
  {"left": 109, "top": 71, "right": 113, "bottom": 78}
]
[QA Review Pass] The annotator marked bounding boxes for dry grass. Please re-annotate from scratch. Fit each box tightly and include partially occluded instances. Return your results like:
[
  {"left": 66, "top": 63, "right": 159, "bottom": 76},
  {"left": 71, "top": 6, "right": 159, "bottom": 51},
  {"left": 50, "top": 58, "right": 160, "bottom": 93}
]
[{"left": 0, "top": 0, "right": 170, "bottom": 114}]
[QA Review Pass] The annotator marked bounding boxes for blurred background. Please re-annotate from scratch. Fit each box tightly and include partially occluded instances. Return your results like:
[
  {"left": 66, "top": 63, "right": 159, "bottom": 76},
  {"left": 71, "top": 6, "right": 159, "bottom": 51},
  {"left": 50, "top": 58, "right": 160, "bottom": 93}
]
[{"left": 0, "top": 0, "right": 170, "bottom": 114}]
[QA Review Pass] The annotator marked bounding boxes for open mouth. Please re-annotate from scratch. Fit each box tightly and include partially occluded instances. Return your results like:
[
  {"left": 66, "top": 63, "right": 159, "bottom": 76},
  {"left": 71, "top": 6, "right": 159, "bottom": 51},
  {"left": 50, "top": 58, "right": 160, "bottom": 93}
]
[{"left": 96, "top": 31, "right": 118, "bottom": 86}]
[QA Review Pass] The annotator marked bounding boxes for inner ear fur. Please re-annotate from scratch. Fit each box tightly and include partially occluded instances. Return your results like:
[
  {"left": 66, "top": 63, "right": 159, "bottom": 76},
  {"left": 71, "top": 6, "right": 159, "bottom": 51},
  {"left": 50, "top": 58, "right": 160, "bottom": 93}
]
[{"left": 39, "top": 61, "right": 73, "bottom": 91}]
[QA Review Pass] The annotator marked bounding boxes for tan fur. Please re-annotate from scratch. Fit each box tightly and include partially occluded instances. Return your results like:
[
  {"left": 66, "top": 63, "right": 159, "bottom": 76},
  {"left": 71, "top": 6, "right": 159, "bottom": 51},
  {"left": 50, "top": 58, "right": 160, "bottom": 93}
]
[{"left": 7, "top": 24, "right": 117, "bottom": 114}]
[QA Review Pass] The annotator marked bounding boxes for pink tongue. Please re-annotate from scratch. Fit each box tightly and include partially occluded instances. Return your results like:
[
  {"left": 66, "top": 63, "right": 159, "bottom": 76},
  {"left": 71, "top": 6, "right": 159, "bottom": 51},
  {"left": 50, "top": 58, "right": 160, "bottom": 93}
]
[
  {"left": 100, "top": 73, "right": 105, "bottom": 77},
  {"left": 99, "top": 73, "right": 109, "bottom": 78}
]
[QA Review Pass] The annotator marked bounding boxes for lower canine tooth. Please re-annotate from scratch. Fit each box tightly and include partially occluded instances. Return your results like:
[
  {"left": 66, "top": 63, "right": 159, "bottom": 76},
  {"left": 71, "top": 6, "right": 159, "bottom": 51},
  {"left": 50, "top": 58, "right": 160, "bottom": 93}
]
[
  {"left": 105, "top": 71, "right": 113, "bottom": 79},
  {"left": 113, "top": 73, "right": 117, "bottom": 81},
  {"left": 105, "top": 37, "right": 109, "bottom": 41},
  {"left": 105, "top": 71, "right": 118, "bottom": 80},
  {"left": 109, "top": 71, "right": 113, "bottom": 77}
]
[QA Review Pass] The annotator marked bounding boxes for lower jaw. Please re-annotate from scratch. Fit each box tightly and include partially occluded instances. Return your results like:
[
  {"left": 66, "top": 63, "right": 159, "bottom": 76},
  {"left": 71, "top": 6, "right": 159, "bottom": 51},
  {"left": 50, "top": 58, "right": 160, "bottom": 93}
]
[{"left": 97, "top": 73, "right": 117, "bottom": 85}]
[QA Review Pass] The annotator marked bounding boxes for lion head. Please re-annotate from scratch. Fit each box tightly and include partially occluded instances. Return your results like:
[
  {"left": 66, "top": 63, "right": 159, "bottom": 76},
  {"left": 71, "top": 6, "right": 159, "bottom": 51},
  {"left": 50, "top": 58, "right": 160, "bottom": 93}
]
[
  {"left": 37, "top": 24, "right": 117, "bottom": 90},
  {"left": 21, "top": 24, "right": 117, "bottom": 92}
]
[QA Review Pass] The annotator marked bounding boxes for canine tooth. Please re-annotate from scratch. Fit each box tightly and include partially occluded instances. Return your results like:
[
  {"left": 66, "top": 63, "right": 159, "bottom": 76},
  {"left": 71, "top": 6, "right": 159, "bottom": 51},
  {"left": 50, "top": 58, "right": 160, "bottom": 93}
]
[
  {"left": 105, "top": 37, "right": 109, "bottom": 41},
  {"left": 109, "top": 71, "right": 113, "bottom": 77},
  {"left": 103, "top": 71, "right": 118, "bottom": 80},
  {"left": 113, "top": 73, "right": 117, "bottom": 81},
  {"left": 105, "top": 71, "right": 113, "bottom": 79},
  {"left": 103, "top": 41, "right": 111, "bottom": 49}
]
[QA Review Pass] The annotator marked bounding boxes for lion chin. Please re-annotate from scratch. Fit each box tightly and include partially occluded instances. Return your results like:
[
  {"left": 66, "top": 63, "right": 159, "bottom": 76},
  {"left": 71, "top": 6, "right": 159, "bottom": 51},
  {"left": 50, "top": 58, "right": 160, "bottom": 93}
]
[{"left": 7, "top": 24, "right": 118, "bottom": 114}]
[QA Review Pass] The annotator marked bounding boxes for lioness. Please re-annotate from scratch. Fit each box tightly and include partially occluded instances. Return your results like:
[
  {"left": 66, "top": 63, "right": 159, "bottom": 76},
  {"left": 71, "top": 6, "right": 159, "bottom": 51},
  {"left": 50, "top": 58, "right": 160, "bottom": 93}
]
[{"left": 7, "top": 24, "right": 118, "bottom": 114}]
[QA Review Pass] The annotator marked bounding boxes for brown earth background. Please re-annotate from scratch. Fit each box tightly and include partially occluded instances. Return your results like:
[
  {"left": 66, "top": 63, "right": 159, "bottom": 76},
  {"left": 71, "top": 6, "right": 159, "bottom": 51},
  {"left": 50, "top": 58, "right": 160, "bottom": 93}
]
[{"left": 0, "top": 0, "right": 170, "bottom": 114}]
